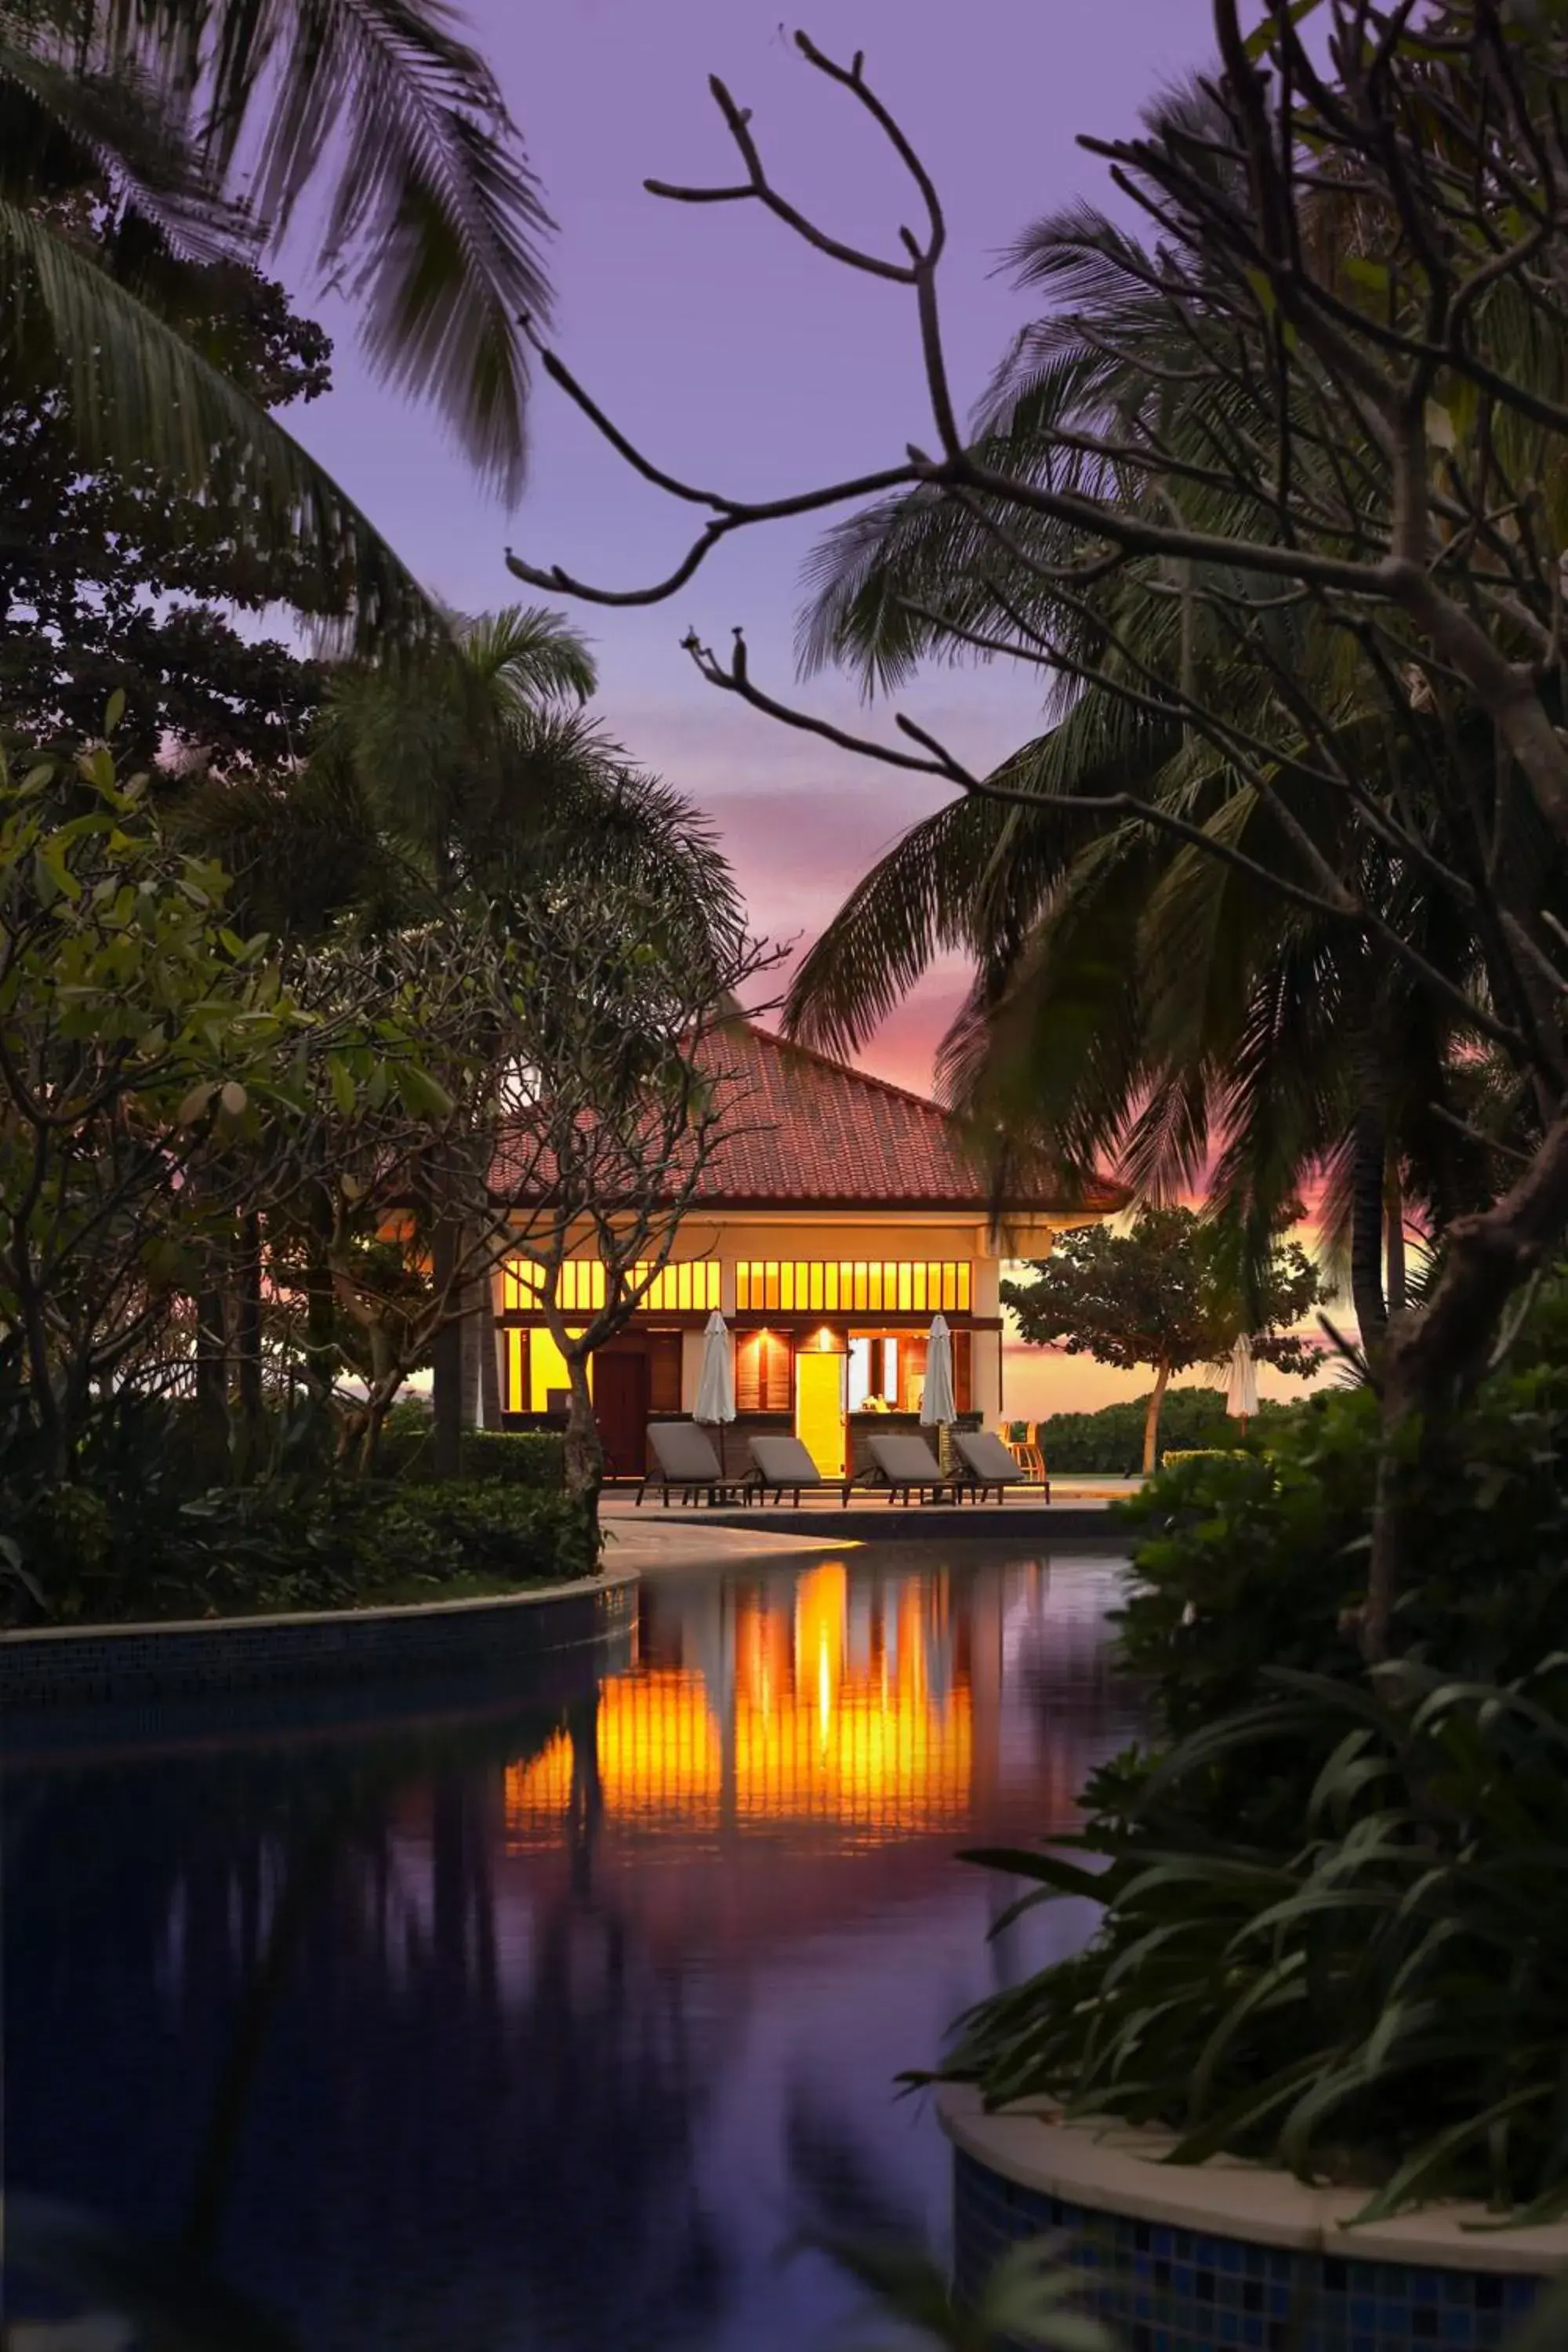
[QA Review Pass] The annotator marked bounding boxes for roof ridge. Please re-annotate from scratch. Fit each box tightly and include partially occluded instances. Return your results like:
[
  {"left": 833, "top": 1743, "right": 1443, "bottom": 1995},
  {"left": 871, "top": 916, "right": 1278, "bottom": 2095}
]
[{"left": 739, "top": 1021, "right": 961, "bottom": 1126}]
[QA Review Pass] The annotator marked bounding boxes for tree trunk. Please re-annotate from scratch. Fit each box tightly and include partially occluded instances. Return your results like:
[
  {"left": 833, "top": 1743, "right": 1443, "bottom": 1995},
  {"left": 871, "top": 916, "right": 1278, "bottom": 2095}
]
[
  {"left": 235, "top": 1214, "right": 265, "bottom": 1476},
  {"left": 561, "top": 1349, "right": 604, "bottom": 1549},
  {"left": 1361, "top": 1100, "right": 1568, "bottom": 1661},
  {"left": 430, "top": 1221, "right": 463, "bottom": 1481},
  {"left": 194, "top": 1274, "right": 230, "bottom": 1481},
  {"left": 1385, "top": 1160, "right": 1406, "bottom": 1315},
  {"left": 302, "top": 1192, "right": 338, "bottom": 1464},
  {"left": 1142, "top": 1361, "right": 1172, "bottom": 1476},
  {"left": 477, "top": 1274, "right": 501, "bottom": 1430},
  {"left": 1350, "top": 1101, "right": 1388, "bottom": 1359}
]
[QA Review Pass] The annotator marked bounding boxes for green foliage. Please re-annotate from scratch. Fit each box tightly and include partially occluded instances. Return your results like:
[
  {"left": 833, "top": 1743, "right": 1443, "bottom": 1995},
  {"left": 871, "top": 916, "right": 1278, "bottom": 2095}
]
[
  {"left": 1004, "top": 1208, "right": 1323, "bottom": 1382},
  {"left": 947, "top": 1284, "right": 1568, "bottom": 2212},
  {"left": 377, "top": 1425, "right": 566, "bottom": 1490},
  {"left": 456, "top": 1430, "right": 566, "bottom": 1488},
  {"left": 1, "top": 249, "right": 332, "bottom": 766},
  {"left": 5, "top": 1452, "right": 594, "bottom": 1622},
  {"left": 1024, "top": 1388, "right": 1293, "bottom": 1472}
]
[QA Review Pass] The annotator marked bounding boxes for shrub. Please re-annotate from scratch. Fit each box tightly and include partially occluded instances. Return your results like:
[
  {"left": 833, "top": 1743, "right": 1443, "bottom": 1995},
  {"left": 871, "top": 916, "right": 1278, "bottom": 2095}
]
[
  {"left": 946, "top": 1282, "right": 1568, "bottom": 2215},
  {"left": 456, "top": 1431, "right": 565, "bottom": 1489},
  {"left": 1029, "top": 1388, "right": 1292, "bottom": 1473},
  {"left": 375, "top": 1427, "right": 565, "bottom": 1489},
  {"left": 5, "top": 1469, "right": 595, "bottom": 1623}
]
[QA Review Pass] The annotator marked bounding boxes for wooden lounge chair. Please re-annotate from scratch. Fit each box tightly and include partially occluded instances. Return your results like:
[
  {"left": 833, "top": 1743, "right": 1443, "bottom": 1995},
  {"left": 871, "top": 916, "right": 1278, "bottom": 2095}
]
[
  {"left": 953, "top": 1427, "right": 1051, "bottom": 1504},
  {"left": 636, "top": 1421, "right": 749, "bottom": 1508},
  {"left": 854, "top": 1431, "right": 957, "bottom": 1504},
  {"left": 746, "top": 1434, "right": 829, "bottom": 1504}
]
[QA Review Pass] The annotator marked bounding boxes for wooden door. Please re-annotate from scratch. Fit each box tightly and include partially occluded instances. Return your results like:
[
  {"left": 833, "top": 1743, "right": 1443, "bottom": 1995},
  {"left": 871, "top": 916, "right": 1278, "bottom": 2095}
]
[{"left": 595, "top": 1349, "right": 651, "bottom": 1478}]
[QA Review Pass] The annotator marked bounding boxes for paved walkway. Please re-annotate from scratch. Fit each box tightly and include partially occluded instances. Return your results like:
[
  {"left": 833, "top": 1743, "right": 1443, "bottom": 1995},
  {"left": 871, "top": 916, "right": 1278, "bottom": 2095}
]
[{"left": 598, "top": 1476, "right": 1144, "bottom": 1568}]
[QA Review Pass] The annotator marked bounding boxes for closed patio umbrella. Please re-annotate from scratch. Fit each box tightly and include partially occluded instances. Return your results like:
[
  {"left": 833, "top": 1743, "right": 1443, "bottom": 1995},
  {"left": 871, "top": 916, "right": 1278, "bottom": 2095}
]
[
  {"left": 695, "top": 1310, "right": 735, "bottom": 1426},
  {"left": 921, "top": 1312, "right": 956, "bottom": 1428},
  {"left": 1225, "top": 1334, "right": 1259, "bottom": 1430}
]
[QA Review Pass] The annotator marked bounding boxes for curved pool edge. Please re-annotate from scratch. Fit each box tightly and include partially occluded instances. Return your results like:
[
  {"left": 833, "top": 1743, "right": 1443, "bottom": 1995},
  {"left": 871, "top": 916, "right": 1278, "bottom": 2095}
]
[
  {"left": 940, "top": 2082, "right": 1563, "bottom": 2349},
  {"left": 0, "top": 1567, "right": 639, "bottom": 1709},
  {"left": 938, "top": 2084, "right": 1568, "bottom": 2273}
]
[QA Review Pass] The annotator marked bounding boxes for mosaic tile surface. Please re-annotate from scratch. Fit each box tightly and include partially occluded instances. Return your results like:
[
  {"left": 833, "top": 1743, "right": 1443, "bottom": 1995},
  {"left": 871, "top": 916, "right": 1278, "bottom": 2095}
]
[{"left": 954, "top": 2149, "right": 1547, "bottom": 2352}]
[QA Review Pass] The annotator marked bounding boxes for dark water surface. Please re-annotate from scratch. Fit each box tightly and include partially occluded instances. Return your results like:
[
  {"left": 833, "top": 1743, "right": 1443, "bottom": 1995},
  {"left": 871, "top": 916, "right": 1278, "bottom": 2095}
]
[{"left": 2, "top": 1540, "right": 1140, "bottom": 2352}]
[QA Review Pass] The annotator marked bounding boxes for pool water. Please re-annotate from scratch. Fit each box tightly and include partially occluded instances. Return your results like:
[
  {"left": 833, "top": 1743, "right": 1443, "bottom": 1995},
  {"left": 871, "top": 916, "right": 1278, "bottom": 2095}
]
[{"left": 2, "top": 1540, "right": 1140, "bottom": 2352}]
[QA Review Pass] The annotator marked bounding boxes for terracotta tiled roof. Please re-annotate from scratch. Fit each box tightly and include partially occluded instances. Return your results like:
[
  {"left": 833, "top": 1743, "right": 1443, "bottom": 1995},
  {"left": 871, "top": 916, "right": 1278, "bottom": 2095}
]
[
  {"left": 677, "top": 1025, "right": 1119, "bottom": 1212},
  {"left": 489, "top": 1022, "right": 1120, "bottom": 1214}
]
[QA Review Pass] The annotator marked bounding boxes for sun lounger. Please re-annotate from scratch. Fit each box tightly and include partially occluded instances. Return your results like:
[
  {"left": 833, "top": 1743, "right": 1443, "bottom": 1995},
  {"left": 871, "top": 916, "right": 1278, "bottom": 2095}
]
[
  {"left": 636, "top": 1421, "right": 749, "bottom": 1507},
  {"left": 953, "top": 1427, "right": 1050, "bottom": 1503},
  {"left": 746, "top": 1434, "right": 830, "bottom": 1504},
  {"left": 854, "top": 1431, "right": 957, "bottom": 1504}
]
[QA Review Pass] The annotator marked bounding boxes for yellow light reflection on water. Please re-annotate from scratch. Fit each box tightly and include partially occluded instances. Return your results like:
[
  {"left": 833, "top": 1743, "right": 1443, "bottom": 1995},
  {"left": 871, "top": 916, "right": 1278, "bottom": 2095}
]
[{"left": 505, "top": 1563, "right": 973, "bottom": 1848}]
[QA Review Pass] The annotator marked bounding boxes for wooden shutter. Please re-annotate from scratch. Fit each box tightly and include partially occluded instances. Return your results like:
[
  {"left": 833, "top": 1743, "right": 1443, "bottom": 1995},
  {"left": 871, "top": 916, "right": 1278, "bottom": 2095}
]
[
  {"left": 737, "top": 1331, "right": 792, "bottom": 1413},
  {"left": 955, "top": 1330, "right": 973, "bottom": 1414},
  {"left": 648, "top": 1334, "right": 682, "bottom": 1414}
]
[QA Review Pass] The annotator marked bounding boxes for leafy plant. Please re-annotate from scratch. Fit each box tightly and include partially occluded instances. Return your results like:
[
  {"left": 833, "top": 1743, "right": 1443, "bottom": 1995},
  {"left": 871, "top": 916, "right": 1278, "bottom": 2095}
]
[
  {"left": 1004, "top": 1210, "right": 1323, "bottom": 1473},
  {"left": 949, "top": 1658, "right": 1568, "bottom": 2221},
  {"left": 1025, "top": 1389, "right": 1294, "bottom": 1474},
  {"left": 946, "top": 1287, "right": 1568, "bottom": 2212}
]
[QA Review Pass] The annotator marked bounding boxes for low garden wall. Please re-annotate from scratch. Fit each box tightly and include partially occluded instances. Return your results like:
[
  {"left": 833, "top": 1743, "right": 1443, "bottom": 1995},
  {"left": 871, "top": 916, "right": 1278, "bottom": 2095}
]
[
  {"left": 0, "top": 1569, "right": 637, "bottom": 1708},
  {"left": 940, "top": 2086, "right": 1563, "bottom": 2351}
]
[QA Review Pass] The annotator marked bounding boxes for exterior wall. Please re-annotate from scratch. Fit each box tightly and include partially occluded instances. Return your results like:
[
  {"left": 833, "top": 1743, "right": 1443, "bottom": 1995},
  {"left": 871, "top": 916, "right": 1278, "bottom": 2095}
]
[{"left": 493, "top": 1208, "right": 1077, "bottom": 1454}]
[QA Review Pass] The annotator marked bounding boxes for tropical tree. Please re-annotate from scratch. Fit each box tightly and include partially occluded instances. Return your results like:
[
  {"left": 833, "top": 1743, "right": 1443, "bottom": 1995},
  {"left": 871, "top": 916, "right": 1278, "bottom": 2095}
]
[
  {"left": 0, "top": 252, "right": 333, "bottom": 765},
  {"left": 501, "top": 2, "right": 1568, "bottom": 1656},
  {"left": 1003, "top": 1207, "right": 1323, "bottom": 1472},
  {"left": 2, "top": 0, "right": 553, "bottom": 655}
]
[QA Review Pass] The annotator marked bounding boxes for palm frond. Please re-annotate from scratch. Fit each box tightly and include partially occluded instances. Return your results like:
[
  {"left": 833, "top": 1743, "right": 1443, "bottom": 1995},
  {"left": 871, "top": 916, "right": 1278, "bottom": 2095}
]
[
  {"left": 90, "top": 0, "right": 553, "bottom": 495},
  {"left": 1, "top": 192, "right": 447, "bottom": 652}
]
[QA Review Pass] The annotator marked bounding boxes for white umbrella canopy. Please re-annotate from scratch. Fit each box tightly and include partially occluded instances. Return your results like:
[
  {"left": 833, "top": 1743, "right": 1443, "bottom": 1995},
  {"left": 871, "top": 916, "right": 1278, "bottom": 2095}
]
[
  {"left": 1225, "top": 1334, "right": 1260, "bottom": 1423},
  {"left": 921, "top": 1313, "right": 956, "bottom": 1426},
  {"left": 694, "top": 1310, "right": 735, "bottom": 1425}
]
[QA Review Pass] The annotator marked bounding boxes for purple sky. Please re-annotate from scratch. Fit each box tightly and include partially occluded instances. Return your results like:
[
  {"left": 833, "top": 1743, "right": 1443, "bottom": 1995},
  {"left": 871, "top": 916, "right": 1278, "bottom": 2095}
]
[{"left": 289, "top": 1, "right": 1221, "bottom": 1091}]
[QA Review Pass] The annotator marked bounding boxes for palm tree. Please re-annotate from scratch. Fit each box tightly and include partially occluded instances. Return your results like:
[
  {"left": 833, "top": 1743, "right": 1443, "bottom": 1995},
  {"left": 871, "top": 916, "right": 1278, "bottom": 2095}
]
[
  {"left": 784, "top": 152, "right": 1549, "bottom": 1356},
  {"left": 2, "top": 0, "right": 552, "bottom": 654}
]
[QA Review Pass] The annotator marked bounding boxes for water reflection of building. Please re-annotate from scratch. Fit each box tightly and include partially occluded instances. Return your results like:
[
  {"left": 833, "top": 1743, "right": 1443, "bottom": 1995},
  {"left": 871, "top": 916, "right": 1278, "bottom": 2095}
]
[{"left": 504, "top": 1562, "right": 1044, "bottom": 1851}]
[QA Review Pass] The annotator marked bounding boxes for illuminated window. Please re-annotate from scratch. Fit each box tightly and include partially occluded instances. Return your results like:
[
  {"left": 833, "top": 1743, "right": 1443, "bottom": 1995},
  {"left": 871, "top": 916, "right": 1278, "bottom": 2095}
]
[
  {"left": 502, "top": 1258, "right": 717, "bottom": 1314},
  {"left": 504, "top": 1327, "right": 594, "bottom": 1414},
  {"left": 735, "top": 1261, "right": 971, "bottom": 1314},
  {"left": 633, "top": 1260, "right": 720, "bottom": 1313}
]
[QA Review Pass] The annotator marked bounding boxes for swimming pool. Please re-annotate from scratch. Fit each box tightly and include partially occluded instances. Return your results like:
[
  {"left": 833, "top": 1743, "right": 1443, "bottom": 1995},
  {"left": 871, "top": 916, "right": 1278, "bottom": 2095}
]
[{"left": 2, "top": 1540, "right": 1139, "bottom": 2352}]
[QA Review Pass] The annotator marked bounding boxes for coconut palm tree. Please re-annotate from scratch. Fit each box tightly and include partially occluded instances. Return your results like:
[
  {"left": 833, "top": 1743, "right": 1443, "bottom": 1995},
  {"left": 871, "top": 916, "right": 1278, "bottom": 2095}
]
[
  {"left": 1, "top": 0, "right": 553, "bottom": 653},
  {"left": 784, "top": 156, "right": 1552, "bottom": 1356}
]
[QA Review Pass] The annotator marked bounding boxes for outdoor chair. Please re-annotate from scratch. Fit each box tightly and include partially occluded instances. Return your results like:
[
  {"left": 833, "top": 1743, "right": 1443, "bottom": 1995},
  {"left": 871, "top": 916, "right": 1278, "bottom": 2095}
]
[
  {"left": 1004, "top": 1421, "right": 1047, "bottom": 1483},
  {"left": 746, "top": 1434, "right": 830, "bottom": 1505},
  {"left": 953, "top": 1428, "right": 1051, "bottom": 1504},
  {"left": 636, "top": 1421, "right": 750, "bottom": 1508},
  {"left": 852, "top": 1431, "right": 957, "bottom": 1505}
]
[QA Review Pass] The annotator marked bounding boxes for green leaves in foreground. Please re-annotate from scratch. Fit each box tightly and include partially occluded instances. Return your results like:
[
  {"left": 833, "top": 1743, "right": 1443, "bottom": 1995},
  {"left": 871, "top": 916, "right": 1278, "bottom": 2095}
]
[{"left": 945, "top": 1657, "right": 1568, "bottom": 2222}]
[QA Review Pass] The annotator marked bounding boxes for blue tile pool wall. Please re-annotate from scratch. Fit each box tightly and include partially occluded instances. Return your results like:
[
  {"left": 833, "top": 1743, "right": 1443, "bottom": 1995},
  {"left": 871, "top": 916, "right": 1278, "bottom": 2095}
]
[{"left": 953, "top": 2151, "right": 1546, "bottom": 2352}]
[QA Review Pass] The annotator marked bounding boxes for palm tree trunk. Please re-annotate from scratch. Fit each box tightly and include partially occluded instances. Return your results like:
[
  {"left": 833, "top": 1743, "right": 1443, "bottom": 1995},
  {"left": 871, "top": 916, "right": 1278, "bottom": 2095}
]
[
  {"left": 236, "top": 1214, "right": 265, "bottom": 1473},
  {"left": 430, "top": 1220, "right": 463, "bottom": 1480},
  {"left": 1385, "top": 1159, "right": 1406, "bottom": 1315},
  {"left": 477, "top": 1273, "right": 501, "bottom": 1429},
  {"left": 194, "top": 1272, "right": 230, "bottom": 1480},
  {"left": 1350, "top": 1102, "right": 1388, "bottom": 1356},
  {"left": 1142, "top": 1361, "right": 1171, "bottom": 1476}
]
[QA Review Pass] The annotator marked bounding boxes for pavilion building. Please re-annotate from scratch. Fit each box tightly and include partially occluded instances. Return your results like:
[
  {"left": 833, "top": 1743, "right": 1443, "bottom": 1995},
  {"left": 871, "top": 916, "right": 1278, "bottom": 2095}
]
[{"left": 494, "top": 1023, "right": 1116, "bottom": 1481}]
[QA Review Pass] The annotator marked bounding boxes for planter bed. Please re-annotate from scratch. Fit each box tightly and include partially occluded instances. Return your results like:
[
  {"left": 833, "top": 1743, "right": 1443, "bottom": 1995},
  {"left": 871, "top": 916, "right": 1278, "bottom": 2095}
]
[{"left": 940, "top": 2085, "right": 1564, "bottom": 2351}]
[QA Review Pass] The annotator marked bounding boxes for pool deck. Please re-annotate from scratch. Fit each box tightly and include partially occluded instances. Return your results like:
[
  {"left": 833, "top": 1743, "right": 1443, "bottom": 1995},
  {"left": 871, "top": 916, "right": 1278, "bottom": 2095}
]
[{"left": 600, "top": 1477, "right": 1139, "bottom": 1563}]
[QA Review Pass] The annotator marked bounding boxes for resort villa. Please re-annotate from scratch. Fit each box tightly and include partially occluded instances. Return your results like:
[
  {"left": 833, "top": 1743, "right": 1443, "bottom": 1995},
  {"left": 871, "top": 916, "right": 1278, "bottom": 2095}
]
[{"left": 494, "top": 1023, "right": 1118, "bottom": 1481}]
